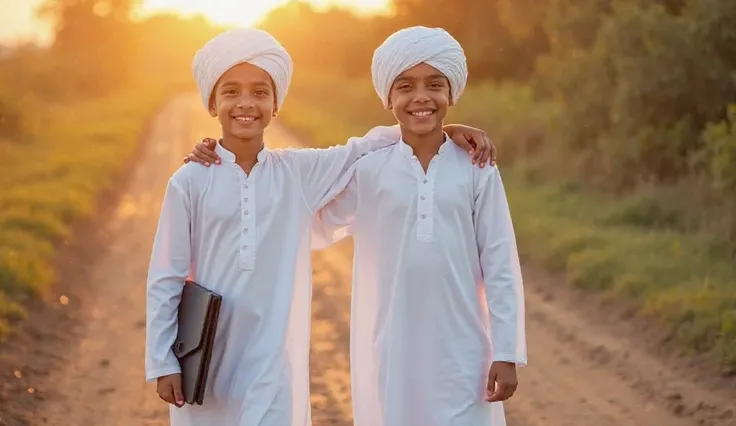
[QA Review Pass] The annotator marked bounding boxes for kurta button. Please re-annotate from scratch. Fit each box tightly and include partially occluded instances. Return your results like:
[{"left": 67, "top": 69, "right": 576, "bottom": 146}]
[
  {"left": 420, "top": 196, "right": 425, "bottom": 200},
  {"left": 421, "top": 214, "right": 427, "bottom": 219},
  {"left": 244, "top": 198, "right": 249, "bottom": 202},
  {"left": 423, "top": 179, "right": 428, "bottom": 184},
  {"left": 244, "top": 210, "right": 249, "bottom": 215},
  {"left": 243, "top": 228, "right": 248, "bottom": 234}
]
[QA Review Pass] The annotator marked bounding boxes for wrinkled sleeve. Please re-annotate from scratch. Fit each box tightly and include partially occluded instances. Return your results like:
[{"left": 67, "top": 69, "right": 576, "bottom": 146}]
[
  {"left": 310, "top": 170, "right": 360, "bottom": 250},
  {"left": 145, "top": 177, "right": 190, "bottom": 382},
  {"left": 473, "top": 167, "right": 527, "bottom": 366},
  {"left": 292, "top": 125, "right": 399, "bottom": 213}
]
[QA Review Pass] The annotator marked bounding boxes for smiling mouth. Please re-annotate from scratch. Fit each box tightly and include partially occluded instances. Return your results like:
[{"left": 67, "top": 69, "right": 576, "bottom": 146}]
[
  {"left": 233, "top": 116, "right": 258, "bottom": 123},
  {"left": 408, "top": 110, "right": 436, "bottom": 117}
]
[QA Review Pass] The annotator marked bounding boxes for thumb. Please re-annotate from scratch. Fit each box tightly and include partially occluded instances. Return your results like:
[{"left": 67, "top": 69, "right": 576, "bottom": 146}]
[
  {"left": 205, "top": 138, "right": 217, "bottom": 148},
  {"left": 487, "top": 381, "right": 507, "bottom": 402},
  {"left": 486, "top": 370, "right": 496, "bottom": 401},
  {"left": 172, "top": 377, "right": 185, "bottom": 406}
]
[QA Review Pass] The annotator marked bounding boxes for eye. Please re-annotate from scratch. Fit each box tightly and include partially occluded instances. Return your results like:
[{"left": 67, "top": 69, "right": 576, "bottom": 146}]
[
  {"left": 223, "top": 89, "right": 237, "bottom": 95},
  {"left": 254, "top": 89, "right": 269, "bottom": 97},
  {"left": 430, "top": 81, "right": 445, "bottom": 89},
  {"left": 397, "top": 83, "right": 411, "bottom": 90}
]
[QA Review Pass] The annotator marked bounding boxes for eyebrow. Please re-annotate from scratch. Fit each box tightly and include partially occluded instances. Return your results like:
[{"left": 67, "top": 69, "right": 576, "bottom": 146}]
[
  {"left": 395, "top": 74, "right": 448, "bottom": 82},
  {"left": 219, "top": 80, "right": 272, "bottom": 88}
]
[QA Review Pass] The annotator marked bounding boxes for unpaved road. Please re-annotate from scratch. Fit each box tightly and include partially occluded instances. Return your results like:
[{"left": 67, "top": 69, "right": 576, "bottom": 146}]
[{"left": 1, "top": 93, "right": 735, "bottom": 425}]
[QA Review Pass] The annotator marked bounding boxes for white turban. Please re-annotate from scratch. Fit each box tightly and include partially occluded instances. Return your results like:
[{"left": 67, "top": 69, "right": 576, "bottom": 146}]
[
  {"left": 371, "top": 26, "right": 468, "bottom": 108},
  {"left": 192, "top": 28, "right": 293, "bottom": 110}
]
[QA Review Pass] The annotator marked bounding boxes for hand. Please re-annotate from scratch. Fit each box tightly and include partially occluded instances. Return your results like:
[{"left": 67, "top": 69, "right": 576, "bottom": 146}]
[
  {"left": 157, "top": 373, "right": 185, "bottom": 407},
  {"left": 443, "top": 124, "right": 497, "bottom": 167},
  {"left": 182, "top": 138, "right": 220, "bottom": 166},
  {"left": 486, "top": 361, "right": 518, "bottom": 402}
]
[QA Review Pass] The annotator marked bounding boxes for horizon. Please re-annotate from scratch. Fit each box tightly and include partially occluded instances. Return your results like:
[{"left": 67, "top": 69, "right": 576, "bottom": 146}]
[{"left": 0, "top": 0, "right": 391, "bottom": 47}]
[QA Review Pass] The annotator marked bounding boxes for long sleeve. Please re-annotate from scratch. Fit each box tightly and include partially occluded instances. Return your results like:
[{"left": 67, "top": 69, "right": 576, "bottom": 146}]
[
  {"left": 473, "top": 167, "right": 527, "bottom": 366},
  {"left": 145, "top": 177, "right": 191, "bottom": 382},
  {"left": 292, "top": 125, "right": 400, "bottom": 213},
  {"left": 311, "top": 171, "right": 360, "bottom": 250}
]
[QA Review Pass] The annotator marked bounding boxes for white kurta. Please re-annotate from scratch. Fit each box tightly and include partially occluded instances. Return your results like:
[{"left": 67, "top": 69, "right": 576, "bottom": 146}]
[
  {"left": 313, "top": 139, "right": 527, "bottom": 426},
  {"left": 145, "top": 126, "right": 399, "bottom": 426}
]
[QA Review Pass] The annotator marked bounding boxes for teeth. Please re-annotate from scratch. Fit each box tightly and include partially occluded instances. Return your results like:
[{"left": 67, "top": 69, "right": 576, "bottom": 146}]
[
  {"left": 411, "top": 111, "right": 433, "bottom": 117},
  {"left": 235, "top": 116, "right": 256, "bottom": 122}
]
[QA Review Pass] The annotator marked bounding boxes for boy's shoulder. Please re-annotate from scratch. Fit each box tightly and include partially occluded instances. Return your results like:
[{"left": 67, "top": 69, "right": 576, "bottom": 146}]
[
  {"left": 442, "top": 142, "right": 499, "bottom": 177},
  {"left": 167, "top": 162, "right": 212, "bottom": 193},
  {"left": 357, "top": 144, "right": 398, "bottom": 167}
]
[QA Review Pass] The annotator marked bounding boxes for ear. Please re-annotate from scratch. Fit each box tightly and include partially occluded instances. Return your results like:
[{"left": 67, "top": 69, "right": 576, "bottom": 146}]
[
  {"left": 272, "top": 106, "right": 279, "bottom": 118},
  {"left": 208, "top": 98, "right": 217, "bottom": 117}
]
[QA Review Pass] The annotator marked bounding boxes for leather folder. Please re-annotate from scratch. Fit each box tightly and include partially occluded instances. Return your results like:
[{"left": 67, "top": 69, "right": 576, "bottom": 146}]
[{"left": 172, "top": 280, "right": 222, "bottom": 405}]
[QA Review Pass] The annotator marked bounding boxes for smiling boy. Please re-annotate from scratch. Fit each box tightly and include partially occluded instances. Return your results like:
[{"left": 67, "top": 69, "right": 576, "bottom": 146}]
[{"left": 311, "top": 26, "right": 527, "bottom": 426}]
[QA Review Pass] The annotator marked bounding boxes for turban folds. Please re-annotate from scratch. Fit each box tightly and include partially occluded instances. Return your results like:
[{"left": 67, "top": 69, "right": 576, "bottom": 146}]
[
  {"left": 192, "top": 28, "right": 293, "bottom": 110},
  {"left": 371, "top": 26, "right": 468, "bottom": 108}
]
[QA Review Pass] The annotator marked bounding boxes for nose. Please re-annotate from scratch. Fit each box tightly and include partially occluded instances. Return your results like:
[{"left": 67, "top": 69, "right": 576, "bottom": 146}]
[
  {"left": 412, "top": 88, "right": 431, "bottom": 103},
  {"left": 236, "top": 96, "right": 255, "bottom": 109}
]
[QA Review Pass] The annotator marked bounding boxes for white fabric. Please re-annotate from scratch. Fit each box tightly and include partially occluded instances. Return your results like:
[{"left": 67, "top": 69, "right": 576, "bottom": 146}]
[
  {"left": 312, "top": 139, "right": 527, "bottom": 426},
  {"left": 145, "top": 125, "right": 401, "bottom": 426},
  {"left": 371, "top": 26, "right": 468, "bottom": 107},
  {"left": 192, "top": 28, "right": 293, "bottom": 110}
]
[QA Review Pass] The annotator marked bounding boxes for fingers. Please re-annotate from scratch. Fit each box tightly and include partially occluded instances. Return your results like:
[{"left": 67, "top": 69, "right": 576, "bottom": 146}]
[
  {"left": 457, "top": 135, "right": 476, "bottom": 163},
  {"left": 197, "top": 138, "right": 220, "bottom": 164},
  {"left": 470, "top": 137, "right": 483, "bottom": 165},
  {"left": 188, "top": 138, "right": 220, "bottom": 166},
  {"left": 157, "top": 375, "right": 185, "bottom": 407},
  {"left": 463, "top": 130, "right": 492, "bottom": 167},
  {"left": 158, "top": 382, "right": 175, "bottom": 405},
  {"left": 172, "top": 377, "right": 185, "bottom": 407},
  {"left": 477, "top": 138, "right": 491, "bottom": 167},
  {"left": 486, "top": 380, "right": 517, "bottom": 402},
  {"left": 485, "top": 135, "right": 497, "bottom": 167}
]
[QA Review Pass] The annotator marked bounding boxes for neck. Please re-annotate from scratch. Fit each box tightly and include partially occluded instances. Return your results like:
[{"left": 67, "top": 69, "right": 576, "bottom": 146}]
[
  {"left": 220, "top": 133, "right": 264, "bottom": 164},
  {"left": 401, "top": 124, "right": 445, "bottom": 158}
]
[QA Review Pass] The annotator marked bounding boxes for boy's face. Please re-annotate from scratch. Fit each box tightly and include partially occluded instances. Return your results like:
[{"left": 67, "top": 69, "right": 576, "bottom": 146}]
[
  {"left": 388, "top": 62, "right": 451, "bottom": 136},
  {"left": 209, "top": 62, "right": 277, "bottom": 141}
]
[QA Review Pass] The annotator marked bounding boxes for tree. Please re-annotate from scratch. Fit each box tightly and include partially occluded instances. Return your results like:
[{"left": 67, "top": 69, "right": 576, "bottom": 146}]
[{"left": 38, "top": 0, "right": 140, "bottom": 96}]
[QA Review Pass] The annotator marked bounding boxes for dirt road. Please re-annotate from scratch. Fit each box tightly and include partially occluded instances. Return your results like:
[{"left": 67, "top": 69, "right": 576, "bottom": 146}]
[{"left": 1, "top": 94, "right": 734, "bottom": 425}]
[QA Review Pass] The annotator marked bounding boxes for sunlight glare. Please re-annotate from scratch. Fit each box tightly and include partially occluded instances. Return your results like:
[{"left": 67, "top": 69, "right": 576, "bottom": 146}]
[{"left": 137, "top": 0, "right": 392, "bottom": 27}]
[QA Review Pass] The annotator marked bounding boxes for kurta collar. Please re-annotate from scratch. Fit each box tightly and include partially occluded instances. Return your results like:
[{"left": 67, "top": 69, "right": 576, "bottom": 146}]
[
  {"left": 215, "top": 140, "right": 268, "bottom": 164},
  {"left": 397, "top": 132, "right": 452, "bottom": 159}
]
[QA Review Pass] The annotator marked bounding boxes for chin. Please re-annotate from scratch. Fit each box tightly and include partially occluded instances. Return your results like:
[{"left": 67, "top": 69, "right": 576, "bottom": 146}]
[
  {"left": 404, "top": 123, "right": 439, "bottom": 136},
  {"left": 231, "top": 128, "right": 263, "bottom": 140}
]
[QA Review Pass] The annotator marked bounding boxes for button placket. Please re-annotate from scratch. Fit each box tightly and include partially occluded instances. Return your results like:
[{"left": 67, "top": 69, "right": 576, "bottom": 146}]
[
  {"left": 416, "top": 162, "right": 437, "bottom": 242},
  {"left": 239, "top": 171, "right": 256, "bottom": 270}
]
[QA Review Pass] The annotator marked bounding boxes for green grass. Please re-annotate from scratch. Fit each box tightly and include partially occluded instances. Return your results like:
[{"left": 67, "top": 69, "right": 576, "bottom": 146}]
[
  {"left": 278, "top": 70, "right": 736, "bottom": 367},
  {"left": 0, "top": 85, "right": 178, "bottom": 338}
]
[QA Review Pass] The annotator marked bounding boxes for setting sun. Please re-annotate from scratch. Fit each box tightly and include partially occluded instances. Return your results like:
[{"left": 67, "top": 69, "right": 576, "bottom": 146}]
[{"left": 137, "top": 0, "right": 392, "bottom": 27}]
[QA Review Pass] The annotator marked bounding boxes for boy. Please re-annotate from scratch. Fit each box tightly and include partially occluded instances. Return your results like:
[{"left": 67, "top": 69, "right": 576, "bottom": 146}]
[
  {"left": 311, "top": 27, "right": 527, "bottom": 426},
  {"left": 147, "top": 28, "right": 494, "bottom": 426}
]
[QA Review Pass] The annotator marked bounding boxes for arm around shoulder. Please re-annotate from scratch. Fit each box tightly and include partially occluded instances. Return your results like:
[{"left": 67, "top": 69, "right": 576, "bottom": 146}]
[{"left": 291, "top": 125, "right": 401, "bottom": 213}]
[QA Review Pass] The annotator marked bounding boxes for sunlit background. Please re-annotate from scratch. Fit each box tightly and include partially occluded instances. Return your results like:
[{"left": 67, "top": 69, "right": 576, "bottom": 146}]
[
  {"left": 0, "top": 0, "right": 391, "bottom": 45},
  {"left": 0, "top": 1, "right": 735, "bottom": 423}
]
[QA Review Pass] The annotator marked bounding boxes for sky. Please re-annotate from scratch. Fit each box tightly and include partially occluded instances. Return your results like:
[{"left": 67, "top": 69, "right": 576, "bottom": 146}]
[{"left": 0, "top": 0, "right": 391, "bottom": 46}]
